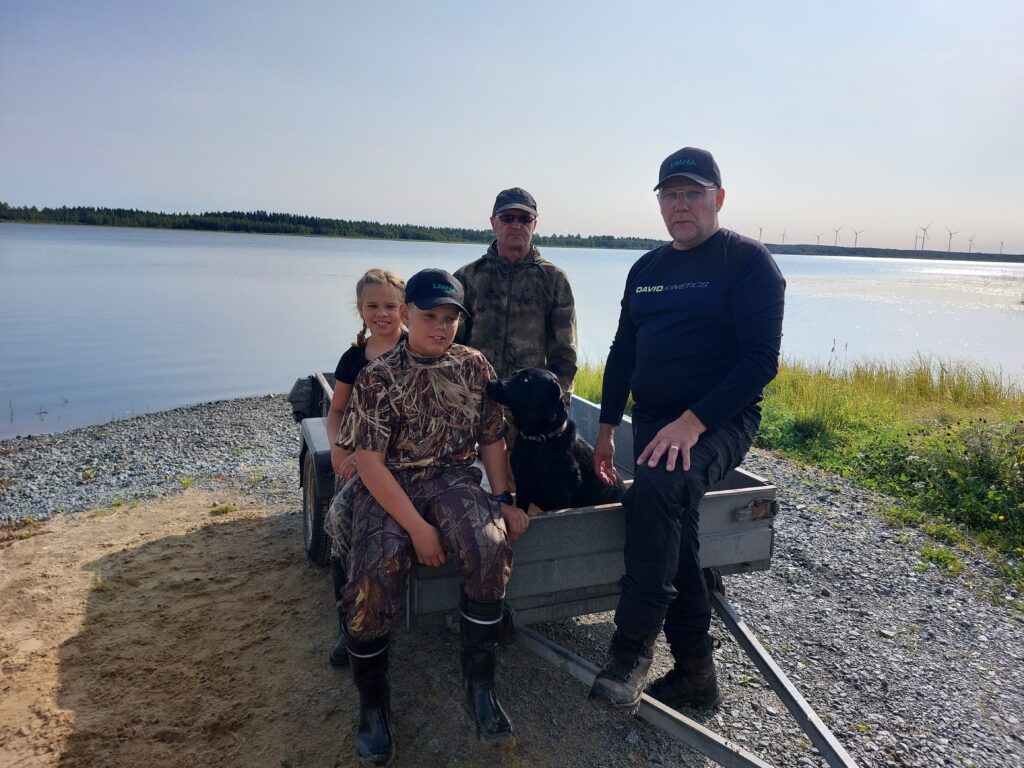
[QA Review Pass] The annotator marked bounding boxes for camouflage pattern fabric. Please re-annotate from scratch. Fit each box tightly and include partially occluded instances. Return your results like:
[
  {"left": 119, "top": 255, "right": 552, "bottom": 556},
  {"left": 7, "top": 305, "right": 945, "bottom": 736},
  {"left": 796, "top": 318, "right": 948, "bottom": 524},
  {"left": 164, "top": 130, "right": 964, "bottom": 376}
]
[
  {"left": 342, "top": 466, "right": 513, "bottom": 640},
  {"left": 455, "top": 242, "right": 578, "bottom": 400},
  {"left": 326, "top": 475, "right": 357, "bottom": 560},
  {"left": 336, "top": 340, "right": 505, "bottom": 470}
]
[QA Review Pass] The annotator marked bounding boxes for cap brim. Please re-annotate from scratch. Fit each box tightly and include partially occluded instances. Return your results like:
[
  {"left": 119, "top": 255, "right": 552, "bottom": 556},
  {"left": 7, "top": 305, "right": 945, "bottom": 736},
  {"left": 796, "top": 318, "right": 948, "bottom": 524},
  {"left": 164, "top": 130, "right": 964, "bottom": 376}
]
[
  {"left": 412, "top": 297, "right": 469, "bottom": 315},
  {"left": 493, "top": 203, "right": 538, "bottom": 216},
  {"left": 654, "top": 172, "right": 715, "bottom": 191}
]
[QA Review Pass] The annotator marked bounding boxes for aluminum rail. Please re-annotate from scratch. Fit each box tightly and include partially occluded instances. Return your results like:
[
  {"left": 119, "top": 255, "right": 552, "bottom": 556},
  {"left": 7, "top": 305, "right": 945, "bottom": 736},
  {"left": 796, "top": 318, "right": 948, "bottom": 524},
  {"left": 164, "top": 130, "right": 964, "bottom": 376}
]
[
  {"left": 712, "top": 592, "right": 860, "bottom": 768},
  {"left": 513, "top": 619, "right": 777, "bottom": 768}
]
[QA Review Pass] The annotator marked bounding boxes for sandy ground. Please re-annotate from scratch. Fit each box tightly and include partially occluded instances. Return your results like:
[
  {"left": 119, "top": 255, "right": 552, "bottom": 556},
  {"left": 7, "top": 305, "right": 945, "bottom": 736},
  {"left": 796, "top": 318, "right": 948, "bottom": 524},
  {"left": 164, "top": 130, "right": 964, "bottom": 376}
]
[{"left": 0, "top": 488, "right": 707, "bottom": 768}]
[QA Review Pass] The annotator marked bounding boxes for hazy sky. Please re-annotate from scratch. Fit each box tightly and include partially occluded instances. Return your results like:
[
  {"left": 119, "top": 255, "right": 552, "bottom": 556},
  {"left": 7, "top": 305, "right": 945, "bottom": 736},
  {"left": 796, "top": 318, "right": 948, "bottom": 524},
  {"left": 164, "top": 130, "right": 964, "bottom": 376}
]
[{"left": 3, "top": 1, "right": 1022, "bottom": 252}]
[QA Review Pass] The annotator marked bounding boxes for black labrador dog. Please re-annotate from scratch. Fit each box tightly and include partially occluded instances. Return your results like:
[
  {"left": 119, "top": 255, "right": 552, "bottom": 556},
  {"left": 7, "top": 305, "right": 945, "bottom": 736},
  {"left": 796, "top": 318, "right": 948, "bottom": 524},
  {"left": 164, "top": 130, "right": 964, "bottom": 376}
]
[{"left": 486, "top": 368, "right": 625, "bottom": 512}]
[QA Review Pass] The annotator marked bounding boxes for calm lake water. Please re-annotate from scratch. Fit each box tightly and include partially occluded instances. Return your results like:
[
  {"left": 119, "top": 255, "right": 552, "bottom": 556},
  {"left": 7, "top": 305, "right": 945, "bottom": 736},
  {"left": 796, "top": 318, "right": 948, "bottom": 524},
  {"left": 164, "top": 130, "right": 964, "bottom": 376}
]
[{"left": 2, "top": 223, "right": 1023, "bottom": 440}]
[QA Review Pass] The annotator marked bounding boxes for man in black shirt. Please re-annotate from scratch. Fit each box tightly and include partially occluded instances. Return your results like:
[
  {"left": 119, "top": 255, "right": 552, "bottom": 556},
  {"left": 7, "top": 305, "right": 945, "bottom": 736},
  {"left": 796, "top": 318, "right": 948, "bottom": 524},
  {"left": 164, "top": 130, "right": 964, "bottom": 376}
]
[{"left": 588, "top": 147, "right": 785, "bottom": 714}]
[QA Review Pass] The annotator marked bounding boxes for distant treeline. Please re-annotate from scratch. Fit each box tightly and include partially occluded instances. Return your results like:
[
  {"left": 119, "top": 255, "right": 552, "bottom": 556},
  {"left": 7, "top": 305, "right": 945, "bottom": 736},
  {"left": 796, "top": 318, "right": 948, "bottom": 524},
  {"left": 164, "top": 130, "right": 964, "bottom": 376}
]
[
  {"left": 0, "top": 203, "right": 662, "bottom": 251},
  {"left": 2, "top": 202, "right": 1020, "bottom": 261}
]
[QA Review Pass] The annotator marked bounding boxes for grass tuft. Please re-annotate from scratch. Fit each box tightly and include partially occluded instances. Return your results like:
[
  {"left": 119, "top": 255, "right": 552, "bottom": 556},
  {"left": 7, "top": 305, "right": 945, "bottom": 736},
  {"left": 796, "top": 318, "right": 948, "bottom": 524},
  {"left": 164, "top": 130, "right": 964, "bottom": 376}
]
[
  {"left": 179, "top": 475, "right": 194, "bottom": 490},
  {"left": 209, "top": 503, "right": 235, "bottom": 516}
]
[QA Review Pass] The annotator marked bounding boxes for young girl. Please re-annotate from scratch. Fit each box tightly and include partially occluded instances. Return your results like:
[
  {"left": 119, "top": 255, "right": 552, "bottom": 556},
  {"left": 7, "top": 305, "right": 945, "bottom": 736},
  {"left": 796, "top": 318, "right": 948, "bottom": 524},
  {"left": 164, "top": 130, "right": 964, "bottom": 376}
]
[{"left": 325, "top": 268, "right": 405, "bottom": 668}]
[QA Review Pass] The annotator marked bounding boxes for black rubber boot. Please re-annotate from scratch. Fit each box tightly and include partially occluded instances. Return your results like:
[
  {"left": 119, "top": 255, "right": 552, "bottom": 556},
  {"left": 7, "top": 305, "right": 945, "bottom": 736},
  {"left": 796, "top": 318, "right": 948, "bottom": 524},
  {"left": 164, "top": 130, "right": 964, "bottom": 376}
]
[
  {"left": 329, "top": 555, "right": 349, "bottom": 667},
  {"left": 588, "top": 630, "right": 657, "bottom": 713},
  {"left": 348, "top": 633, "right": 394, "bottom": 766},
  {"left": 460, "top": 596, "right": 515, "bottom": 747},
  {"left": 646, "top": 653, "right": 723, "bottom": 710}
]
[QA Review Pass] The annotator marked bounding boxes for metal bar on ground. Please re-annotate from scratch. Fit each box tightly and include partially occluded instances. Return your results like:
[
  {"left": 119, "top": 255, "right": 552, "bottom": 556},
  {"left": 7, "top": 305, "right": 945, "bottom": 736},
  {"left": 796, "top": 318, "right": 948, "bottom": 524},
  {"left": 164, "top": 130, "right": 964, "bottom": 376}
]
[
  {"left": 513, "top": 621, "right": 777, "bottom": 768},
  {"left": 712, "top": 592, "right": 860, "bottom": 768}
]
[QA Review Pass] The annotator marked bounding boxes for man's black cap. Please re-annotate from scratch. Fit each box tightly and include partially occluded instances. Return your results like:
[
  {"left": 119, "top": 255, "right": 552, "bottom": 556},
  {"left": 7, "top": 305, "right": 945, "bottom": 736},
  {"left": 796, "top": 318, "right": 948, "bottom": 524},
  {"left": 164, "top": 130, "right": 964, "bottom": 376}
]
[
  {"left": 654, "top": 147, "right": 722, "bottom": 190},
  {"left": 404, "top": 268, "right": 469, "bottom": 315},
  {"left": 492, "top": 187, "right": 538, "bottom": 216}
]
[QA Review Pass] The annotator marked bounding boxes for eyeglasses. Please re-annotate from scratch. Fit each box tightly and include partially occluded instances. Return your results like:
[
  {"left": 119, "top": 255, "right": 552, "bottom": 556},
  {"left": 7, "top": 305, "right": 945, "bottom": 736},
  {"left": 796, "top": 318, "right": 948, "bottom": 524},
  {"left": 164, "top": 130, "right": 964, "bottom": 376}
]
[
  {"left": 657, "top": 188, "right": 716, "bottom": 206},
  {"left": 496, "top": 213, "right": 536, "bottom": 224}
]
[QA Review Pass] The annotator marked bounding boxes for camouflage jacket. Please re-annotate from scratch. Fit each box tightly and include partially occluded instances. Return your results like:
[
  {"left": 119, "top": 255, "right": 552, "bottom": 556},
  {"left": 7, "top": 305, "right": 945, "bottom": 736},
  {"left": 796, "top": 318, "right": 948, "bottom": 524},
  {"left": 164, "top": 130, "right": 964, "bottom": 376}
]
[
  {"left": 337, "top": 340, "right": 505, "bottom": 472},
  {"left": 454, "top": 242, "right": 578, "bottom": 395}
]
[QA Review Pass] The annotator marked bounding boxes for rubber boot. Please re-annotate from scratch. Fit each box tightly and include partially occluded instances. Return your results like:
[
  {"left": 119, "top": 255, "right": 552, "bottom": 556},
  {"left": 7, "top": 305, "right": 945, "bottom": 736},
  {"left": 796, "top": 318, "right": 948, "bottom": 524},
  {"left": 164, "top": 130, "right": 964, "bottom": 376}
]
[
  {"left": 588, "top": 630, "right": 657, "bottom": 713},
  {"left": 460, "top": 596, "right": 515, "bottom": 746},
  {"left": 348, "top": 633, "right": 394, "bottom": 766},
  {"left": 646, "top": 653, "right": 723, "bottom": 710},
  {"left": 329, "top": 555, "right": 349, "bottom": 667}
]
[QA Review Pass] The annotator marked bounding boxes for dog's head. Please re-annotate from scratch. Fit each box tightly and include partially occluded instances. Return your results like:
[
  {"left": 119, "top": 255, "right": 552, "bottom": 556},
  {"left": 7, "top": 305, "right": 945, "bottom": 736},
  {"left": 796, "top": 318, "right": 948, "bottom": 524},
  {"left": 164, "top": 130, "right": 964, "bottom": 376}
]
[{"left": 486, "top": 368, "right": 567, "bottom": 437}]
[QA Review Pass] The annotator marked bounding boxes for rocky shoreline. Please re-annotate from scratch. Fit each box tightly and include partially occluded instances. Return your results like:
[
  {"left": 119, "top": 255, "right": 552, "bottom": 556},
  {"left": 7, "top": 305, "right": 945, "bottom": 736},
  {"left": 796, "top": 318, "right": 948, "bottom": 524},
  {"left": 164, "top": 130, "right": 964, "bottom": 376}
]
[{"left": 2, "top": 395, "right": 1022, "bottom": 767}]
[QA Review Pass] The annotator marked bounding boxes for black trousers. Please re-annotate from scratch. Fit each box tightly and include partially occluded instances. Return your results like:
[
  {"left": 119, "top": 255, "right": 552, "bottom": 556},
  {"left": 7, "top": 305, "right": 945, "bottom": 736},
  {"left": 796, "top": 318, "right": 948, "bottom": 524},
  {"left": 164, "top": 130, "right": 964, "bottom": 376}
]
[{"left": 615, "top": 411, "right": 757, "bottom": 660}]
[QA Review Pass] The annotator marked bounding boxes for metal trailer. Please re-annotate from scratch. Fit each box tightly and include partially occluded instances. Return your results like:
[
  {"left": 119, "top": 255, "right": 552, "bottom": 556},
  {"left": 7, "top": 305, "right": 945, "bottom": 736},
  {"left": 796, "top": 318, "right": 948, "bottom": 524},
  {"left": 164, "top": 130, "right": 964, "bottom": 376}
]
[{"left": 289, "top": 373, "right": 859, "bottom": 768}]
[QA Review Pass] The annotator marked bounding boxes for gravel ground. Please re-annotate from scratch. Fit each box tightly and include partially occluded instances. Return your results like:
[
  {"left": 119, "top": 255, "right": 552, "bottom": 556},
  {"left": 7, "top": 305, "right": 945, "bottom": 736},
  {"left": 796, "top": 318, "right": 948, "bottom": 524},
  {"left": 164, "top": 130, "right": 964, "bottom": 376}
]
[{"left": 2, "top": 395, "right": 1022, "bottom": 767}]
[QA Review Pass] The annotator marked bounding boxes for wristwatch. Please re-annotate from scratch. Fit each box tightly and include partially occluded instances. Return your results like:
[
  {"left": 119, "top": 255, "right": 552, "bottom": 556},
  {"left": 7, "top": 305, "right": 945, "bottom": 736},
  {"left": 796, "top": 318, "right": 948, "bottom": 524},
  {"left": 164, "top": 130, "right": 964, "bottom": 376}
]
[{"left": 491, "top": 491, "right": 514, "bottom": 505}]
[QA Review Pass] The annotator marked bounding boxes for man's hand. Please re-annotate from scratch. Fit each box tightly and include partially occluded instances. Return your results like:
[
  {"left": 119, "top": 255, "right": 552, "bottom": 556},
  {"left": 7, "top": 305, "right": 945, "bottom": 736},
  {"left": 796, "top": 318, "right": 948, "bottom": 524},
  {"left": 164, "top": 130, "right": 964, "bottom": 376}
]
[
  {"left": 410, "top": 522, "right": 446, "bottom": 567},
  {"left": 500, "top": 503, "right": 530, "bottom": 542},
  {"left": 637, "top": 410, "right": 707, "bottom": 472},
  {"left": 593, "top": 424, "right": 618, "bottom": 485}
]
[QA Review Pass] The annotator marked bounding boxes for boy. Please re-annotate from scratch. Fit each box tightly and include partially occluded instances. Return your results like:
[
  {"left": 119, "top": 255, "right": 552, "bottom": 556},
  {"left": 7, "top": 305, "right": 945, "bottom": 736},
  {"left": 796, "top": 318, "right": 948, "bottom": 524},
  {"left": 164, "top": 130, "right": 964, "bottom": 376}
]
[{"left": 335, "top": 268, "right": 529, "bottom": 765}]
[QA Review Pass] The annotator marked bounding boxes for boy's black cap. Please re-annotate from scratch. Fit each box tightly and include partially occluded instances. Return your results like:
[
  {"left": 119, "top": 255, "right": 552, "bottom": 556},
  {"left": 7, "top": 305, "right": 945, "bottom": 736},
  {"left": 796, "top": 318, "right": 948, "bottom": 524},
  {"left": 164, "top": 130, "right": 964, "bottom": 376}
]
[
  {"left": 654, "top": 147, "right": 722, "bottom": 190},
  {"left": 405, "top": 268, "right": 469, "bottom": 315},
  {"left": 492, "top": 187, "right": 538, "bottom": 216}
]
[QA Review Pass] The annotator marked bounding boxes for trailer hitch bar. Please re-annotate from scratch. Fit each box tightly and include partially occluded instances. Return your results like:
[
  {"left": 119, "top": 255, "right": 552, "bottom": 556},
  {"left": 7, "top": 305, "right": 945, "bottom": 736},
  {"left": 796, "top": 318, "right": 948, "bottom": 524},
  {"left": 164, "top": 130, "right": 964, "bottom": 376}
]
[{"left": 510, "top": 595, "right": 860, "bottom": 768}]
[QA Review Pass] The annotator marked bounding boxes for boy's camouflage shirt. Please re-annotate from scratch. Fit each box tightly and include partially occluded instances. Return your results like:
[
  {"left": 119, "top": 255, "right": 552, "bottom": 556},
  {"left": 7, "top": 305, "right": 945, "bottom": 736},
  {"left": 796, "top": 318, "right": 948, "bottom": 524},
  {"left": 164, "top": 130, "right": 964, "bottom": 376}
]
[
  {"left": 337, "top": 340, "right": 505, "bottom": 470},
  {"left": 455, "top": 242, "right": 578, "bottom": 395}
]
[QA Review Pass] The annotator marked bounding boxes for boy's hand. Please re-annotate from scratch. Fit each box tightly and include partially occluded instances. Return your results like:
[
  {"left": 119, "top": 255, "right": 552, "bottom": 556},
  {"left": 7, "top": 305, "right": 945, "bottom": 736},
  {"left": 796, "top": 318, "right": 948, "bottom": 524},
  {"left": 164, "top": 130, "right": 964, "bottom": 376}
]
[
  {"left": 500, "top": 503, "right": 529, "bottom": 542},
  {"left": 411, "top": 523, "right": 446, "bottom": 567}
]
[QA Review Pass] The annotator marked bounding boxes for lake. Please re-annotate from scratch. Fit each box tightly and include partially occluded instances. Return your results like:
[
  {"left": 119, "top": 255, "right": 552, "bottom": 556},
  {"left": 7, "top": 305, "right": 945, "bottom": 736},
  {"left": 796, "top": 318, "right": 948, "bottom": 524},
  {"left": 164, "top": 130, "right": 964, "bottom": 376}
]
[{"left": 2, "top": 223, "right": 1023, "bottom": 440}]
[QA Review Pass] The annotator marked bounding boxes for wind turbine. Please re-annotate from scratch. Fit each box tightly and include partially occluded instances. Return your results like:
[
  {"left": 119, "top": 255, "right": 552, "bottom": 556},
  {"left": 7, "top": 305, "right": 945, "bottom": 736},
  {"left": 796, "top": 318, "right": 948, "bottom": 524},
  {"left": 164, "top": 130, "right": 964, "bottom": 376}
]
[
  {"left": 918, "top": 222, "right": 933, "bottom": 252},
  {"left": 815, "top": 233, "right": 823, "bottom": 246},
  {"left": 946, "top": 228, "right": 959, "bottom": 253},
  {"left": 913, "top": 230, "right": 920, "bottom": 250},
  {"left": 757, "top": 225, "right": 764, "bottom": 243},
  {"left": 852, "top": 229, "right": 863, "bottom": 247},
  {"left": 967, "top": 234, "right": 975, "bottom": 254},
  {"left": 831, "top": 226, "right": 843, "bottom": 246},
  {"left": 1000, "top": 239, "right": 1005, "bottom": 255},
  {"left": 779, "top": 227, "right": 787, "bottom": 246}
]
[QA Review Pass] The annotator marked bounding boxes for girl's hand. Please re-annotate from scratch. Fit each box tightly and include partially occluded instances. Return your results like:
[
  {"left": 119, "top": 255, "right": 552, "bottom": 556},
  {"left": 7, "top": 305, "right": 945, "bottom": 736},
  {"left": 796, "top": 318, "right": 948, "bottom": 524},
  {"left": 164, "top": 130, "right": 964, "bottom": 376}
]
[
  {"left": 411, "top": 523, "right": 446, "bottom": 567},
  {"left": 339, "top": 453, "right": 359, "bottom": 481},
  {"left": 331, "top": 445, "right": 351, "bottom": 477}
]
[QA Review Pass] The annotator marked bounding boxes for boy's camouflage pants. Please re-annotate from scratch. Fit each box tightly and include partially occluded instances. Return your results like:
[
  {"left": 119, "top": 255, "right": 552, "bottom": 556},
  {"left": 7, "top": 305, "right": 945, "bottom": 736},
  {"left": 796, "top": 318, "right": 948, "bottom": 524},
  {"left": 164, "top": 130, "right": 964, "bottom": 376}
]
[{"left": 340, "top": 466, "right": 512, "bottom": 641}]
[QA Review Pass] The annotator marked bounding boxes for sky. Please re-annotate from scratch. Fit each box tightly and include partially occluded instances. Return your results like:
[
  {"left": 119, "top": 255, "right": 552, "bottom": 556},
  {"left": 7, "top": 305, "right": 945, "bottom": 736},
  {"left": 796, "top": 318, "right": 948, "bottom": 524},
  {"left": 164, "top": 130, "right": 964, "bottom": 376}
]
[{"left": 2, "top": 1, "right": 1023, "bottom": 253}]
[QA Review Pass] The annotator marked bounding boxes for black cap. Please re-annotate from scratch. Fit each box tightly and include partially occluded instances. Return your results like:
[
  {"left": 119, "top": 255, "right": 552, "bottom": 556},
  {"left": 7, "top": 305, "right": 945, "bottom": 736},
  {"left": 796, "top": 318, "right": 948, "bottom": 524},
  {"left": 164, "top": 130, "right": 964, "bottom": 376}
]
[
  {"left": 404, "top": 268, "right": 469, "bottom": 315},
  {"left": 654, "top": 147, "right": 722, "bottom": 190},
  {"left": 492, "top": 187, "right": 538, "bottom": 216}
]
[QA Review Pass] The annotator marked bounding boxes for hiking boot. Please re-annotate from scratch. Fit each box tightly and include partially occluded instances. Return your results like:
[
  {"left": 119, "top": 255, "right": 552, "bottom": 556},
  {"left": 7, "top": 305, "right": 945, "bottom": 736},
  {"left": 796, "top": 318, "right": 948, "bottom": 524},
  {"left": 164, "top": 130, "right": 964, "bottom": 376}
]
[
  {"left": 646, "top": 653, "right": 723, "bottom": 710},
  {"left": 460, "top": 596, "right": 515, "bottom": 747},
  {"left": 588, "top": 630, "right": 657, "bottom": 713},
  {"left": 329, "top": 555, "right": 349, "bottom": 667}
]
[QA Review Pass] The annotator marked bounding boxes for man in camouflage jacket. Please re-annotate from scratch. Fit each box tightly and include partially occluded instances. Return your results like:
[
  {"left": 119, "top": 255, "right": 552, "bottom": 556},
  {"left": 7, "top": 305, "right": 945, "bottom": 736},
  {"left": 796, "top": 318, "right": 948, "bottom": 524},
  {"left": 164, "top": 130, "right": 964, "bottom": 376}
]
[{"left": 455, "top": 187, "right": 578, "bottom": 400}]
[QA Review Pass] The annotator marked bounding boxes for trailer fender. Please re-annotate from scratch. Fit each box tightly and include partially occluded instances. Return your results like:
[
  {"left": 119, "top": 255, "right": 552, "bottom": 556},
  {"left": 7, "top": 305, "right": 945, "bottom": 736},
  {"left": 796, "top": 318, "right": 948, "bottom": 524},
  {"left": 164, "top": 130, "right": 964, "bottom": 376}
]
[{"left": 299, "top": 417, "right": 334, "bottom": 501}]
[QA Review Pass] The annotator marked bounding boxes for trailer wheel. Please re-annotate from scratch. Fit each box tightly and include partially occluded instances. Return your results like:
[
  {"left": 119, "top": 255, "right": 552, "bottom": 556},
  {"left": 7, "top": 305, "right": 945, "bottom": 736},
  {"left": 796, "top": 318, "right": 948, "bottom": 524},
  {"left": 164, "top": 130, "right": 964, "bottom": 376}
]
[{"left": 303, "top": 452, "right": 331, "bottom": 566}]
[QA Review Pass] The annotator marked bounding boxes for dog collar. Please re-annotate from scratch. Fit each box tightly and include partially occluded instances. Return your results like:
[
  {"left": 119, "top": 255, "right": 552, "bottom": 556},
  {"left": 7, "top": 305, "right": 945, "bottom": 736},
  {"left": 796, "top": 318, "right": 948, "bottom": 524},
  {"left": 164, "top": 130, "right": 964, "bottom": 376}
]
[{"left": 517, "top": 420, "right": 568, "bottom": 443}]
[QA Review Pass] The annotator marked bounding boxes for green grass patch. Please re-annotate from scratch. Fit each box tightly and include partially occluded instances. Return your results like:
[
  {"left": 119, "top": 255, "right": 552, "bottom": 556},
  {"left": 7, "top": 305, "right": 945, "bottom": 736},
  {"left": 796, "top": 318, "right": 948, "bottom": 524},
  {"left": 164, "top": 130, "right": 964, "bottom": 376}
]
[
  {"left": 179, "top": 475, "right": 194, "bottom": 490},
  {"left": 209, "top": 503, "right": 236, "bottom": 516},
  {"left": 920, "top": 545, "right": 965, "bottom": 576},
  {"left": 579, "top": 355, "right": 1024, "bottom": 594}
]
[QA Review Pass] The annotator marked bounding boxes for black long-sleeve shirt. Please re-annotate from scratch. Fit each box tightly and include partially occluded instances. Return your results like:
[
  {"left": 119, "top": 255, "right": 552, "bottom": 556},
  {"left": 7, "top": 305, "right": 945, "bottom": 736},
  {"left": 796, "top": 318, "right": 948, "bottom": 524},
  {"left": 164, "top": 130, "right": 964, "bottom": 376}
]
[{"left": 599, "top": 229, "right": 785, "bottom": 429}]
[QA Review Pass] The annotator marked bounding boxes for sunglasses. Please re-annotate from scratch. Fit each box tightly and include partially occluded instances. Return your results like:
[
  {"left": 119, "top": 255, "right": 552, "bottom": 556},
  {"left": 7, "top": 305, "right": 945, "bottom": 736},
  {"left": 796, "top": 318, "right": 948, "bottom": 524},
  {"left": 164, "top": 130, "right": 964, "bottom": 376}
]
[{"left": 496, "top": 213, "right": 536, "bottom": 224}]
